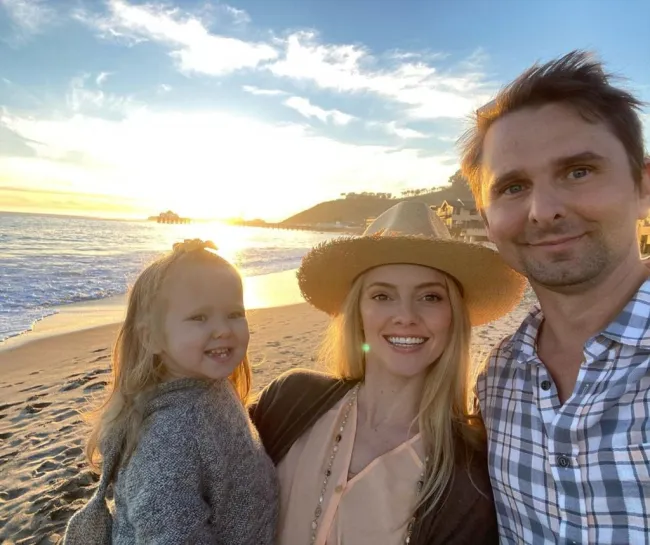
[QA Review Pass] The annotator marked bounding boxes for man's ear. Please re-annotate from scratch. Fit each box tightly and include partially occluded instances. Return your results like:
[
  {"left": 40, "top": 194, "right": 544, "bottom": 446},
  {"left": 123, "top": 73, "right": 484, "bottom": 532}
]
[{"left": 637, "top": 157, "right": 650, "bottom": 221}]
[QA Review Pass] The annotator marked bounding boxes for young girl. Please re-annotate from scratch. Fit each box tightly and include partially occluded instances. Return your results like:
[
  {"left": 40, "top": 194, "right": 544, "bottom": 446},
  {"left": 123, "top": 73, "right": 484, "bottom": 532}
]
[{"left": 63, "top": 239, "right": 278, "bottom": 545}]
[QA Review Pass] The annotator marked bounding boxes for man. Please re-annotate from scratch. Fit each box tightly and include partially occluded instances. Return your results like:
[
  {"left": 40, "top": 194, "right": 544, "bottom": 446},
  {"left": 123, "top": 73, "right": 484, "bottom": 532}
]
[{"left": 460, "top": 50, "right": 650, "bottom": 544}]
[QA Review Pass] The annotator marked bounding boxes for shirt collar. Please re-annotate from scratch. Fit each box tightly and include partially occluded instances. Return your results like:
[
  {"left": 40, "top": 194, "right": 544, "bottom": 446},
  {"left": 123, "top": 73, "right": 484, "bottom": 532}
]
[
  {"left": 503, "top": 277, "right": 650, "bottom": 362},
  {"left": 600, "top": 277, "right": 650, "bottom": 349},
  {"left": 503, "top": 305, "right": 543, "bottom": 363}
]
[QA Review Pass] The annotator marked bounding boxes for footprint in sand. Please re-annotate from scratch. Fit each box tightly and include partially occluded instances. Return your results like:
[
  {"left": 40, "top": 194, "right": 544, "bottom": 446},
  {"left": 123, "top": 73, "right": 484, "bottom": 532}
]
[
  {"left": 0, "top": 450, "right": 19, "bottom": 465},
  {"left": 0, "top": 486, "right": 29, "bottom": 501},
  {"left": 0, "top": 432, "right": 12, "bottom": 440},
  {"left": 62, "top": 446, "right": 84, "bottom": 459},
  {"left": 22, "top": 402, "right": 52, "bottom": 415},
  {"left": 63, "top": 368, "right": 111, "bottom": 393},
  {"left": 60, "top": 378, "right": 90, "bottom": 392},
  {"left": 19, "top": 384, "right": 49, "bottom": 393},
  {"left": 29, "top": 371, "right": 42, "bottom": 376},
  {"left": 34, "top": 460, "right": 58, "bottom": 474},
  {"left": 90, "top": 355, "right": 110, "bottom": 363},
  {"left": 46, "top": 470, "right": 98, "bottom": 504},
  {"left": 83, "top": 381, "right": 108, "bottom": 393},
  {"left": 27, "top": 393, "right": 48, "bottom": 402},
  {"left": 266, "top": 341, "right": 281, "bottom": 347},
  {"left": 52, "top": 408, "right": 78, "bottom": 422},
  {"left": 0, "top": 401, "right": 22, "bottom": 412},
  {"left": 26, "top": 444, "right": 67, "bottom": 462},
  {"left": 58, "top": 424, "right": 76, "bottom": 433},
  {"left": 91, "top": 347, "right": 108, "bottom": 353}
]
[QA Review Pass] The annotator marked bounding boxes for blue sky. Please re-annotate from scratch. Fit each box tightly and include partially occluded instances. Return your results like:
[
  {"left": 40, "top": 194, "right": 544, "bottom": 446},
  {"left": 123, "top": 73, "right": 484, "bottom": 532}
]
[{"left": 1, "top": 0, "right": 649, "bottom": 220}]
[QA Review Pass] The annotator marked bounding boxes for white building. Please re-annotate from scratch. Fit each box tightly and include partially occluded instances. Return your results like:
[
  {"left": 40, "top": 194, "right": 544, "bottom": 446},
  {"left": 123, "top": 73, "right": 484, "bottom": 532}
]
[{"left": 434, "top": 199, "right": 488, "bottom": 242}]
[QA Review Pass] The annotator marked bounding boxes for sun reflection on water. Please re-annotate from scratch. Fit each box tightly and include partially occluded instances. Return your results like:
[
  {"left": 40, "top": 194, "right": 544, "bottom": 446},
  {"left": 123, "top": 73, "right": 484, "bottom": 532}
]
[{"left": 154, "top": 221, "right": 260, "bottom": 272}]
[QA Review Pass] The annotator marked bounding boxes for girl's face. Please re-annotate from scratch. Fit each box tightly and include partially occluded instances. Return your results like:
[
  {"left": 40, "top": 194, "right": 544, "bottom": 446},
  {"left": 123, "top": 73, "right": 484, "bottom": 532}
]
[
  {"left": 359, "top": 264, "right": 453, "bottom": 379},
  {"left": 159, "top": 261, "right": 249, "bottom": 381}
]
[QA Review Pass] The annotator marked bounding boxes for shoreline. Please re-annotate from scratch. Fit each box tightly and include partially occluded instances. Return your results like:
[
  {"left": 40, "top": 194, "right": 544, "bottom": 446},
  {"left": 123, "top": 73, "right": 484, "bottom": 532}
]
[
  {"left": 0, "top": 283, "right": 537, "bottom": 543},
  {"left": 0, "top": 303, "right": 331, "bottom": 544},
  {"left": 0, "top": 268, "right": 305, "bottom": 353}
]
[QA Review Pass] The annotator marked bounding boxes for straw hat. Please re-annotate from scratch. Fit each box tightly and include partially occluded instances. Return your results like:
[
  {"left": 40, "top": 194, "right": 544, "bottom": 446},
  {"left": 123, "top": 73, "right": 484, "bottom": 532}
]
[{"left": 297, "top": 201, "right": 525, "bottom": 326}]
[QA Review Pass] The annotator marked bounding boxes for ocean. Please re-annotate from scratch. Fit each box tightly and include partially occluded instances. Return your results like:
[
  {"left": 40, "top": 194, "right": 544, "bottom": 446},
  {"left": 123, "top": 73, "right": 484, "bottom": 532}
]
[{"left": 0, "top": 212, "right": 339, "bottom": 343}]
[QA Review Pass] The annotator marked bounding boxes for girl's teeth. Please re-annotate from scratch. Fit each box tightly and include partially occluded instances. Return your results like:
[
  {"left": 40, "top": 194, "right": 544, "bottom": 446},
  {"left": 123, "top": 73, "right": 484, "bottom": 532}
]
[{"left": 386, "top": 337, "right": 426, "bottom": 346}]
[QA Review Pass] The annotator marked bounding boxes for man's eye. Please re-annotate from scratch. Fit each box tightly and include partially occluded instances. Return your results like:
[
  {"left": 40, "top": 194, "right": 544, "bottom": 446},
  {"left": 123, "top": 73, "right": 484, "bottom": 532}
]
[
  {"left": 567, "top": 167, "right": 592, "bottom": 180},
  {"left": 502, "top": 184, "right": 524, "bottom": 195}
]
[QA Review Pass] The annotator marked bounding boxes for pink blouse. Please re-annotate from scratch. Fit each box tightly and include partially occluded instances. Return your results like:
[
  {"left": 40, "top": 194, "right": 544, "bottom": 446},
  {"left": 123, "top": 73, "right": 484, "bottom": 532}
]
[{"left": 276, "top": 390, "right": 425, "bottom": 545}]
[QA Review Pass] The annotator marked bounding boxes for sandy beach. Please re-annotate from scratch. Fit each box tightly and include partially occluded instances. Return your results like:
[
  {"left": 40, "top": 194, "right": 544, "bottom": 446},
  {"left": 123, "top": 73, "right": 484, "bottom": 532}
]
[{"left": 0, "top": 284, "right": 537, "bottom": 544}]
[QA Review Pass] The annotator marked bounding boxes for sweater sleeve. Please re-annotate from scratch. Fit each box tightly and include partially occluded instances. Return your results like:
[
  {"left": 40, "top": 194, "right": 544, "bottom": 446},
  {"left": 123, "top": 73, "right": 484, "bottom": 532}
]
[
  {"left": 196, "top": 385, "right": 278, "bottom": 545},
  {"left": 124, "top": 407, "right": 219, "bottom": 545}
]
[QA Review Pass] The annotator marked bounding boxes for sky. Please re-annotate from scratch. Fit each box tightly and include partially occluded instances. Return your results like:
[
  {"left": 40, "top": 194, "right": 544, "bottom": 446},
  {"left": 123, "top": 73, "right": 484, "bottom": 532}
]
[{"left": 1, "top": 0, "right": 649, "bottom": 221}]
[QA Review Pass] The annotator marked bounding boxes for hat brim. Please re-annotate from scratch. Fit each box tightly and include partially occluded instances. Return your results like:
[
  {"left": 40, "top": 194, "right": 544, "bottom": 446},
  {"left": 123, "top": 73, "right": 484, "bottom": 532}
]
[{"left": 297, "top": 235, "right": 526, "bottom": 327}]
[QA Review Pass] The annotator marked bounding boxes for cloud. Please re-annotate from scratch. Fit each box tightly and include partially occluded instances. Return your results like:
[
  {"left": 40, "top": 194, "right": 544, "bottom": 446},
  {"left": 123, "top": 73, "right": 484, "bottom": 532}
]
[
  {"left": 221, "top": 5, "right": 250, "bottom": 26},
  {"left": 269, "top": 31, "right": 495, "bottom": 119},
  {"left": 158, "top": 83, "right": 172, "bottom": 93},
  {"left": 0, "top": 0, "right": 57, "bottom": 43},
  {"left": 0, "top": 0, "right": 54, "bottom": 33},
  {"left": 72, "top": 3, "right": 497, "bottom": 126},
  {"left": 1, "top": 107, "right": 457, "bottom": 220},
  {"left": 96, "top": 72, "right": 112, "bottom": 86},
  {"left": 0, "top": 119, "right": 38, "bottom": 157},
  {"left": 376, "top": 121, "right": 428, "bottom": 140},
  {"left": 66, "top": 74, "right": 135, "bottom": 114},
  {"left": 0, "top": 185, "right": 145, "bottom": 217},
  {"left": 77, "top": 0, "right": 278, "bottom": 76},
  {"left": 284, "top": 96, "right": 356, "bottom": 126},
  {"left": 243, "top": 85, "right": 287, "bottom": 96}
]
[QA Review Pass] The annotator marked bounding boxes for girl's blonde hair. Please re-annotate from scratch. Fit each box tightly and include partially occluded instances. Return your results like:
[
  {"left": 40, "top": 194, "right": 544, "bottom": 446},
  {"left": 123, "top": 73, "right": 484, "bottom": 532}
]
[
  {"left": 86, "top": 239, "right": 252, "bottom": 471},
  {"left": 318, "top": 268, "right": 484, "bottom": 517}
]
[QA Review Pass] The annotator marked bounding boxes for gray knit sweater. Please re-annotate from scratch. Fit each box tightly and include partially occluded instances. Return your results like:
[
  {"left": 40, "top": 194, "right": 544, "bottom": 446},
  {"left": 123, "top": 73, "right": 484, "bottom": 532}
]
[{"left": 63, "top": 378, "right": 278, "bottom": 544}]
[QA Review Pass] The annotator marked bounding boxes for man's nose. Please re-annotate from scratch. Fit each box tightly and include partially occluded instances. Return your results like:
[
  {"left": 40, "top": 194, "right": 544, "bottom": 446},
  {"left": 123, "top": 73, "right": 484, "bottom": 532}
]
[{"left": 528, "top": 182, "right": 567, "bottom": 226}]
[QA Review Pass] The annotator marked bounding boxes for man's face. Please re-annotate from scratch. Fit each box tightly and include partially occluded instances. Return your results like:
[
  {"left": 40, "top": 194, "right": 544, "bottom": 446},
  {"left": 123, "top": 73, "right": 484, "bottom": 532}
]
[{"left": 480, "top": 102, "right": 650, "bottom": 290}]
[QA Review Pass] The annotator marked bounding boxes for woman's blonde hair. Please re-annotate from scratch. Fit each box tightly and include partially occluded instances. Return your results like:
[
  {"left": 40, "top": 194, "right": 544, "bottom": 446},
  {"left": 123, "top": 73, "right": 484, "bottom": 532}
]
[
  {"left": 85, "top": 239, "right": 252, "bottom": 471},
  {"left": 318, "top": 267, "right": 484, "bottom": 517}
]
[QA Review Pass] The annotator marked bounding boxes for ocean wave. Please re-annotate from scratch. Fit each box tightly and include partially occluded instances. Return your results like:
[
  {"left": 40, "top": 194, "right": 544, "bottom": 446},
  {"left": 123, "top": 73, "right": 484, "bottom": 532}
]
[{"left": 0, "top": 213, "right": 336, "bottom": 342}]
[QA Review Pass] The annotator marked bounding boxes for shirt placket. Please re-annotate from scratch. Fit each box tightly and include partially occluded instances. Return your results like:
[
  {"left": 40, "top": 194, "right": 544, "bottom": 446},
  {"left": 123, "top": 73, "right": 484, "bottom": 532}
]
[{"left": 536, "top": 357, "right": 591, "bottom": 545}]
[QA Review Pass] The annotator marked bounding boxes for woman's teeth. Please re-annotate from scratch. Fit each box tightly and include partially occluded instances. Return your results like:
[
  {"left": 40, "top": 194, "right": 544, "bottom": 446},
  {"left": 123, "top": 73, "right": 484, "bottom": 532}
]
[{"left": 385, "top": 336, "right": 426, "bottom": 347}]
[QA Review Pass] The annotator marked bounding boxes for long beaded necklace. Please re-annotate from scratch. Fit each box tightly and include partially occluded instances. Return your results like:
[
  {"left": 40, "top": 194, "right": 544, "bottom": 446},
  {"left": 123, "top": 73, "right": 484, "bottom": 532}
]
[{"left": 309, "top": 383, "right": 429, "bottom": 545}]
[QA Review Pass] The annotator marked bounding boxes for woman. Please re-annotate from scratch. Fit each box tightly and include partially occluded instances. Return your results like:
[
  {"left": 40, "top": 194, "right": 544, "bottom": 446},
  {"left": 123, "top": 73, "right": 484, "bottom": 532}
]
[{"left": 250, "top": 201, "right": 525, "bottom": 545}]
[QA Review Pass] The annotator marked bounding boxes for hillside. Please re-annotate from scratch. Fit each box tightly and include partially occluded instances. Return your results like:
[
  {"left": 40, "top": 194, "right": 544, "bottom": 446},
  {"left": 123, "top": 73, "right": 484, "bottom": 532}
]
[{"left": 282, "top": 178, "right": 474, "bottom": 227}]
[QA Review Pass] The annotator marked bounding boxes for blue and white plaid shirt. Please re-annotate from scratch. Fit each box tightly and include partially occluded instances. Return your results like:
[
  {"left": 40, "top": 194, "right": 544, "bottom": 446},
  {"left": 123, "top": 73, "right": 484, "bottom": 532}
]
[{"left": 478, "top": 278, "right": 650, "bottom": 545}]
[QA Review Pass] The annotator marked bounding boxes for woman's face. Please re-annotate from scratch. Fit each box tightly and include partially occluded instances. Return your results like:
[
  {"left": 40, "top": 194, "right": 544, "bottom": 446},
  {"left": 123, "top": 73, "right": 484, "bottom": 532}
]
[{"left": 359, "top": 264, "right": 453, "bottom": 379}]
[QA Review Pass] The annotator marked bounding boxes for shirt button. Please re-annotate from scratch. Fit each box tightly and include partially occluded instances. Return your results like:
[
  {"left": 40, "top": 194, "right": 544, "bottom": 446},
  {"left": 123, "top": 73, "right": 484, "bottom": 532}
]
[
  {"left": 334, "top": 484, "right": 344, "bottom": 493},
  {"left": 541, "top": 380, "right": 552, "bottom": 391},
  {"left": 557, "top": 455, "right": 571, "bottom": 468}
]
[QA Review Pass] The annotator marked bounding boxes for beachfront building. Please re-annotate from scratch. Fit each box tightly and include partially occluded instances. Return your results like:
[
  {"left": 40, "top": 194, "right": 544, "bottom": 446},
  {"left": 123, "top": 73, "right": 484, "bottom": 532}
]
[
  {"left": 434, "top": 200, "right": 488, "bottom": 242},
  {"left": 639, "top": 214, "right": 650, "bottom": 255}
]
